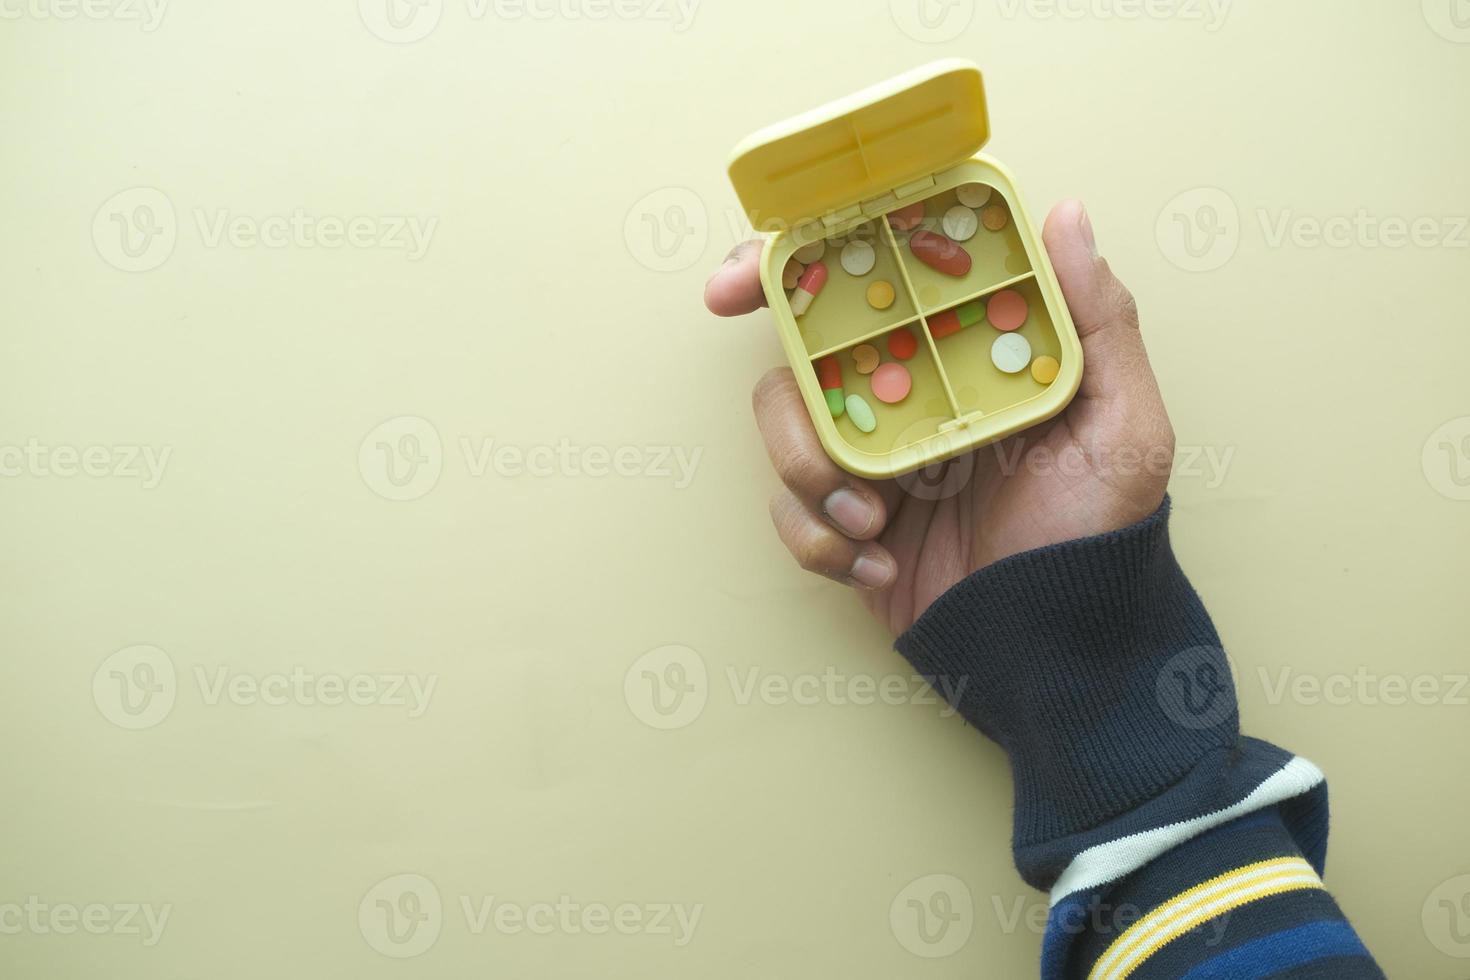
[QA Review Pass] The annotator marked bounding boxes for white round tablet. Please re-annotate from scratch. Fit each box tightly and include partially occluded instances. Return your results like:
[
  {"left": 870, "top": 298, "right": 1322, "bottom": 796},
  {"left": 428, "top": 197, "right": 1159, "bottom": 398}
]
[
  {"left": 793, "top": 240, "right": 826, "bottom": 264},
  {"left": 991, "top": 332, "right": 1033, "bottom": 374},
  {"left": 942, "top": 205, "right": 979, "bottom": 242},
  {"left": 840, "top": 240, "right": 877, "bottom": 276},
  {"left": 956, "top": 182, "right": 992, "bottom": 208}
]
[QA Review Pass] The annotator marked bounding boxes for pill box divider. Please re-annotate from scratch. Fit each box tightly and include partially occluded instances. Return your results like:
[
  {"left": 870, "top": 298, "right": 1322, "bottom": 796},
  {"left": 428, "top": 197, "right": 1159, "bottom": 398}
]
[
  {"left": 805, "top": 315, "right": 925, "bottom": 363},
  {"left": 878, "top": 215, "right": 964, "bottom": 420},
  {"left": 920, "top": 269, "right": 1039, "bottom": 325}
]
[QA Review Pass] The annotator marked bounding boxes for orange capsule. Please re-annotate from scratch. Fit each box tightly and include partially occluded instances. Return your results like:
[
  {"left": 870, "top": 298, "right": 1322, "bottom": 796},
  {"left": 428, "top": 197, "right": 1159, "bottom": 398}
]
[
  {"left": 815, "top": 355, "right": 843, "bottom": 391},
  {"left": 909, "top": 230, "right": 971, "bottom": 277},
  {"left": 928, "top": 309, "right": 963, "bottom": 339}
]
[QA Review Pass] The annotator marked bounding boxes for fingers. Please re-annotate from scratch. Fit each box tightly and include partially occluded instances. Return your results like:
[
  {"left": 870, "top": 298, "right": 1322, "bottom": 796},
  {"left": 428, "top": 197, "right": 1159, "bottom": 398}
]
[
  {"left": 1042, "top": 200, "right": 1156, "bottom": 406},
  {"left": 704, "top": 240, "right": 768, "bottom": 317},
  {"left": 769, "top": 490, "right": 897, "bottom": 590},
  {"left": 752, "top": 368, "right": 888, "bottom": 541}
]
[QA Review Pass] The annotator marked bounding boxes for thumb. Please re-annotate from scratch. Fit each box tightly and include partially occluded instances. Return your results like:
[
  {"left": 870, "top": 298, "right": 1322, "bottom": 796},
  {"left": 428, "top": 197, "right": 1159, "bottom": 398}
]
[{"left": 1042, "top": 200, "right": 1155, "bottom": 407}]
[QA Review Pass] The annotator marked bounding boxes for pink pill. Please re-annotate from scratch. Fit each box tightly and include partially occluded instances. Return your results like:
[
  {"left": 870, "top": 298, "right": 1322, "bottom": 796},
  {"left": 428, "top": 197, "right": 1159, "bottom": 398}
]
[
  {"left": 870, "top": 362, "right": 912, "bottom": 404},
  {"left": 987, "top": 289, "right": 1028, "bottom": 332}
]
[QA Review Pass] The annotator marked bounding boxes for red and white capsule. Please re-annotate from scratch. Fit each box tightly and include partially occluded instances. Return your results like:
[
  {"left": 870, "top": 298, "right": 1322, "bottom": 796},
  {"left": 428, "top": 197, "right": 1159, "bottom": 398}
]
[{"left": 789, "top": 261, "right": 828, "bottom": 317}]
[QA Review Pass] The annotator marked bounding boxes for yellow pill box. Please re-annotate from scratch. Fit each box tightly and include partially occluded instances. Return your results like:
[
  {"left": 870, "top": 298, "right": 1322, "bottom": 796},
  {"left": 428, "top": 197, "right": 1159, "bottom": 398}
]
[{"left": 727, "top": 60, "right": 1083, "bottom": 479}]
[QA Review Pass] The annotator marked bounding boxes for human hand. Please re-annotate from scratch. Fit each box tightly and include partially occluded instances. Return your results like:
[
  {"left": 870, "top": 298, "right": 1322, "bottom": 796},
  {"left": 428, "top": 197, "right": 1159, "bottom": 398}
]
[{"left": 705, "top": 200, "right": 1175, "bottom": 637}]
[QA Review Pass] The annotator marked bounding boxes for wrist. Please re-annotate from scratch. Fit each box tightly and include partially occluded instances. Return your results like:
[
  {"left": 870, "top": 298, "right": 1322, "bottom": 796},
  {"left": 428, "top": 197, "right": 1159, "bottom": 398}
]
[{"left": 897, "top": 497, "right": 1238, "bottom": 863}]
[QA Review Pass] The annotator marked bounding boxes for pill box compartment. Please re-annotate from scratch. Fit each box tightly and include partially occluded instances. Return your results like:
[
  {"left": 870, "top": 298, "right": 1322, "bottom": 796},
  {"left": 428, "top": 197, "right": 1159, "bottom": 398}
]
[
  {"left": 784, "top": 219, "right": 919, "bottom": 357},
  {"left": 927, "top": 272, "right": 1061, "bottom": 417},
  {"left": 811, "top": 324, "right": 953, "bottom": 454},
  {"left": 732, "top": 60, "right": 1084, "bottom": 478},
  {"left": 891, "top": 185, "right": 1032, "bottom": 313}
]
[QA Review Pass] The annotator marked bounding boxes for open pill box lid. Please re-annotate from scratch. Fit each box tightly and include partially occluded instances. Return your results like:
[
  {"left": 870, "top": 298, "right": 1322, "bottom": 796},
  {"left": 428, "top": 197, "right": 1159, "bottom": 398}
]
[{"left": 728, "top": 60, "right": 990, "bottom": 234}]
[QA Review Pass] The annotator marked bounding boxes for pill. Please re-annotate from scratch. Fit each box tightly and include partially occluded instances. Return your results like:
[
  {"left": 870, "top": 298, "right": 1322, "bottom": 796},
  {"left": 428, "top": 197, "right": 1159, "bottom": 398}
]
[
  {"left": 815, "top": 354, "right": 844, "bottom": 418},
  {"left": 789, "top": 261, "right": 827, "bottom": 317},
  {"left": 794, "top": 240, "right": 826, "bottom": 264},
  {"left": 957, "top": 298, "right": 987, "bottom": 328},
  {"left": 845, "top": 394, "right": 877, "bottom": 433},
  {"left": 909, "top": 230, "right": 972, "bottom": 277},
  {"left": 942, "top": 205, "right": 979, "bottom": 242},
  {"left": 986, "top": 289, "right": 1028, "bottom": 331},
  {"left": 887, "top": 327, "right": 919, "bottom": 360},
  {"left": 888, "top": 202, "right": 926, "bottom": 232},
  {"left": 991, "top": 332, "right": 1033, "bottom": 374},
  {"left": 841, "top": 240, "right": 877, "bottom": 276},
  {"left": 782, "top": 259, "right": 804, "bottom": 290},
  {"left": 1031, "top": 355, "right": 1060, "bottom": 385},
  {"left": 852, "top": 344, "right": 881, "bottom": 374},
  {"left": 927, "top": 297, "right": 986, "bottom": 340},
  {"left": 956, "top": 183, "right": 992, "bottom": 208},
  {"left": 928, "top": 309, "right": 962, "bottom": 339},
  {"left": 866, "top": 280, "right": 895, "bottom": 310},
  {"left": 870, "top": 362, "right": 912, "bottom": 404},
  {"left": 981, "top": 202, "right": 1010, "bottom": 231},
  {"left": 816, "top": 354, "right": 842, "bottom": 390}
]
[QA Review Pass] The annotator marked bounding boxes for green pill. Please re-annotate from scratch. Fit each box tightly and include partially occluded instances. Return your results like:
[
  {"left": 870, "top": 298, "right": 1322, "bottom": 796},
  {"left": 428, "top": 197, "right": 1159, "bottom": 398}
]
[
  {"left": 845, "top": 394, "right": 877, "bottom": 433},
  {"left": 957, "top": 298, "right": 987, "bottom": 328},
  {"left": 825, "top": 388, "right": 845, "bottom": 418}
]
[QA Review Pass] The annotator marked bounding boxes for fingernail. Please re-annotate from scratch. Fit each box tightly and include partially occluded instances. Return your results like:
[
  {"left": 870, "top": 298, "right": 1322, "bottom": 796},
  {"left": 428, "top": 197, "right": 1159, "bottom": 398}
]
[
  {"left": 824, "top": 488, "right": 876, "bottom": 536},
  {"left": 850, "top": 554, "right": 894, "bottom": 590},
  {"left": 1078, "top": 205, "right": 1098, "bottom": 257}
]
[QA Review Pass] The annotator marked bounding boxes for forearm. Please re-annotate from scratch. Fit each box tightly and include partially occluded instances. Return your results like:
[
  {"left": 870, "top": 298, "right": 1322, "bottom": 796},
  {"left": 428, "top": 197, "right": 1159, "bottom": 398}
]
[{"left": 895, "top": 498, "right": 1382, "bottom": 978}]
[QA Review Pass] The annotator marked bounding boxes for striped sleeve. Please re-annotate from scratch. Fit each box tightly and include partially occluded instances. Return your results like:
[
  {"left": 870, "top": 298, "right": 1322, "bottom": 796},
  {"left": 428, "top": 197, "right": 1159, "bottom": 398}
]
[
  {"left": 894, "top": 498, "right": 1384, "bottom": 979},
  {"left": 1054, "top": 808, "right": 1382, "bottom": 979}
]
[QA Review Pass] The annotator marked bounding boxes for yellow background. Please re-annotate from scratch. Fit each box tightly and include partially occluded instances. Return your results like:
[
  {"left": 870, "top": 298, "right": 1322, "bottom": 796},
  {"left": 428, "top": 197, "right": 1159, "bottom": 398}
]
[{"left": 3, "top": 1, "right": 1468, "bottom": 976}]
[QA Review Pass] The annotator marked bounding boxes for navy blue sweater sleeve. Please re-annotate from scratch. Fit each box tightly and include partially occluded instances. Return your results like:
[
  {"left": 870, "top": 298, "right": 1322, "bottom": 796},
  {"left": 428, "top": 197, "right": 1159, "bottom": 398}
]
[{"left": 893, "top": 498, "right": 1383, "bottom": 979}]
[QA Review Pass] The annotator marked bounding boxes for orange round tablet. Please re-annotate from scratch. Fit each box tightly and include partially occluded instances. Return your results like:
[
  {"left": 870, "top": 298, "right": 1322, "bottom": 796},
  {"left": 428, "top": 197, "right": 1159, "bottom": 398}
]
[
  {"left": 870, "top": 362, "right": 912, "bottom": 404},
  {"left": 1031, "top": 355, "right": 1060, "bottom": 385},
  {"left": 987, "top": 289, "right": 1028, "bottom": 332},
  {"left": 866, "top": 280, "right": 895, "bottom": 310},
  {"left": 981, "top": 203, "right": 1010, "bottom": 231},
  {"left": 887, "top": 327, "right": 919, "bottom": 360}
]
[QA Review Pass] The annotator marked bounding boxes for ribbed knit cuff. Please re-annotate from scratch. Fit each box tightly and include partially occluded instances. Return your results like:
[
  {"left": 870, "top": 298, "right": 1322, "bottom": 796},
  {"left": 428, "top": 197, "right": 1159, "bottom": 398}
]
[{"left": 895, "top": 497, "right": 1241, "bottom": 884}]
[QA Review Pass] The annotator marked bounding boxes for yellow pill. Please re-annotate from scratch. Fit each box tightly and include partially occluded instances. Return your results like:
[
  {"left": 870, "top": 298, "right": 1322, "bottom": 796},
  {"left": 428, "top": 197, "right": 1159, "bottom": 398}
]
[
  {"left": 866, "top": 280, "right": 896, "bottom": 310},
  {"left": 852, "top": 344, "right": 881, "bottom": 374},
  {"left": 1031, "top": 355, "right": 1060, "bottom": 385},
  {"left": 981, "top": 202, "right": 1010, "bottom": 231}
]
